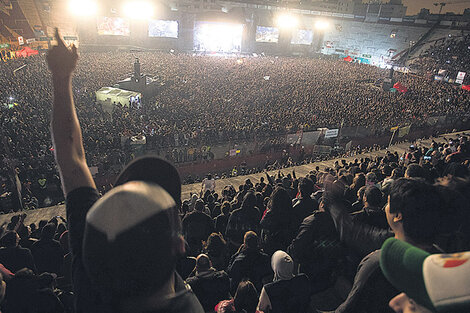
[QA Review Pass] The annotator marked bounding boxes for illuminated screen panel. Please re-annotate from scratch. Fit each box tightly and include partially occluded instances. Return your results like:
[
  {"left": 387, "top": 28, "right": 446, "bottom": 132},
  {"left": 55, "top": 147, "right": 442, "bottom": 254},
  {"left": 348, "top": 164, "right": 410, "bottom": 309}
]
[
  {"left": 97, "top": 17, "right": 130, "bottom": 36},
  {"left": 193, "top": 22, "right": 243, "bottom": 52},
  {"left": 291, "top": 29, "right": 313, "bottom": 45},
  {"left": 148, "top": 20, "right": 178, "bottom": 38},
  {"left": 255, "top": 26, "right": 279, "bottom": 43}
]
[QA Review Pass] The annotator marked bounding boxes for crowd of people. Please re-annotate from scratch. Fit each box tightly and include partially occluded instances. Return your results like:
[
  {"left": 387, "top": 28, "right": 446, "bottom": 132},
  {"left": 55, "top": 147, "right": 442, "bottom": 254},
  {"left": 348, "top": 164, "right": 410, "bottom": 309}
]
[
  {"left": 1, "top": 126, "right": 469, "bottom": 313},
  {"left": 0, "top": 30, "right": 469, "bottom": 313},
  {"left": 1, "top": 40, "right": 470, "bottom": 209},
  {"left": 410, "top": 32, "right": 470, "bottom": 79}
]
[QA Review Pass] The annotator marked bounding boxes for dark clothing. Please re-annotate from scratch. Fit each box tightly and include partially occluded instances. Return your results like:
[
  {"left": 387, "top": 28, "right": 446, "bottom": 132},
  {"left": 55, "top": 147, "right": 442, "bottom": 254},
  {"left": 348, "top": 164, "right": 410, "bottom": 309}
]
[
  {"left": 225, "top": 207, "right": 260, "bottom": 245},
  {"left": 290, "top": 196, "right": 318, "bottom": 239},
  {"left": 214, "top": 214, "right": 229, "bottom": 236},
  {"left": 186, "top": 269, "right": 230, "bottom": 312},
  {"left": 263, "top": 274, "right": 311, "bottom": 313},
  {"left": 335, "top": 250, "right": 398, "bottom": 313},
  {"left": 288, "top": 211, "right": 344, "bottom": 293},
  {"left": 182, "top": 211, "right": 215, "bottom": 256},
  {"left": 0, "top": 246, "right": 37, "bottom": 273},
  {"left": 227, "top": 248, "right": 272, "bottom": 294},
  {"left": 326, "top": 199, "right": 393, "bottom": 258},
  {"left": 260, "top": 210, "right": 291, "bottom": 255},
  {"left": 351, "top": 208, "right": 389, "bottom": 230},
  {"left": 19, "top": 237, "right": 37, "bottom": 250},
  {"left": 66, "top": 187, "right": 204, "bottom": 313},
  {"left": 31, "top": 239, "right": 64, "bottom": 274}
]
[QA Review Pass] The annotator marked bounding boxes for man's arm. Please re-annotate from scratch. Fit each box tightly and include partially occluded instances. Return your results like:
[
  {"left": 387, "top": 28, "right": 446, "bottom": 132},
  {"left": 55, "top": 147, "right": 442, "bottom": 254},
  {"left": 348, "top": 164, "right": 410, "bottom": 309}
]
[{"left": 47, "top": 28, "right": 95, "bottom": 194}]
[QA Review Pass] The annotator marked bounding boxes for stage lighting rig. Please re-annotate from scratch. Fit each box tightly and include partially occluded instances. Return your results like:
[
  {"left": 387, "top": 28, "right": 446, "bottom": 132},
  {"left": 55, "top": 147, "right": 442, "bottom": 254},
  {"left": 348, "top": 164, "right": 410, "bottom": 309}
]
[
  {"left": 122, "top": 1, "right": 154, "bottom": 19},
  {"left": 69, "top": 0, "right": 98, "bottom": 16},
  {"left": 276, "top": 14, "right": 299, "bottom": 29}
]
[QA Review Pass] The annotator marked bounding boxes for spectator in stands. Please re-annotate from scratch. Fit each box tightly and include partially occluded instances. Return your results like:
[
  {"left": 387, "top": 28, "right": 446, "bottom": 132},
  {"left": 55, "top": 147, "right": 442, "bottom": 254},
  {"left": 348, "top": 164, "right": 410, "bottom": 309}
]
[
  {"left": 227, "top": 231, "right": 271, "bottom": 295},
  {"left": 0, "top": 231, "right": 36, "bottom": 273},
  {"left": 183, "top": 199, "right": 215, "bottom": 256},
  {"left": 202, "top": 232, "right": 229, "bottom": 271},
  {"left": 260, "top": 187, "right": 293, "bottom": 254},
  {"left": 380, "top": 238, "right": 470, "bottom": 313},
  {"left": 186, "top": 254, "right": 230, "bottom": 312},
  {"left": 405, "top": 164, "right": 425, "bottom": 179},
  {"left": 2, "top": 268, "right": 64, "bottom": 313},
  {"left": 225, "top": 192, "right": 260, "bottom": 249},
  {"left": 290, "top": 177, "right": 318, "bottom": 233},
  {"left": 327, "top": 178, "right": 445, "bottom": 313},
  {"left": 30, "top": 223, "right": 63, "bottom": 275},
  {"left": 215, "top": 280, "right": 260, "bottom": 313},
  {"left": 47, "top": 29, "right": 204, "bottom": 313},
  {"left": 288, "top": 199, "right": 344, "bottom": 293},
  {"left": 214, "top": 201, "right": 231, "bottom": 235},
  {"left": 257, "top": 250, "right": 311, "bottom": 313},
  {"left": 351, "top": 186, "right": 388, "bottom": 229}
]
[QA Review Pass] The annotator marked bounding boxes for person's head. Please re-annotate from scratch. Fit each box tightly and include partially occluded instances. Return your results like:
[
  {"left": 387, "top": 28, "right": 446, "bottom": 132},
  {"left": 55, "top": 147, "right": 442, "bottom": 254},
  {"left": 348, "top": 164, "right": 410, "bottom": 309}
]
[
  {"left": 271, "top": 250, "right": 294, "bottom": 281},
  {"left": 204, "top": 232, "right": 226, "bottom": 253},
  {"left": 298, "top": 177, "right": 314, "bottom": 197},
  {"left": 233, "top": 280, "right": 258, "bottom": 313},
  {"left": 386, "top": 178, "right": 442, "bottom": 246},
  {"left": 0, "top": 231, "right": 19, "bottom": 248},
  {"left": 221, "top": 201, "right": 231, "bottom": 215},
  {"left": 391, "top": 168, "right": 402, "bottom": 179},
  {"left": 40, "top": 223, "right": 56, "bottom": 241},
  {"left": 405, "top": 164, "right": 425, "bottom": 179},
  {"left": 82, "top": 181, "right": 184, "bottom": 308},
  {"left": 194, "top": 199, "right": 205, "bottom": 212},
  {"left": 363, "top": 186, "right": 383, "bottom": 209},
  {"left": 243, "top": 231, "right": 258, "bottom": 250},
  {"left": 268, "top": 187, "right": 291, "bottom": 215},
  {"left": 241, "top": 192, "right": 256, "bottom": 210},
  {"left": 195, "top": 254, "right": 212, "bottom": 274},
  {"left": 380, "top": 238, "right": 470, "bottom": 313}
]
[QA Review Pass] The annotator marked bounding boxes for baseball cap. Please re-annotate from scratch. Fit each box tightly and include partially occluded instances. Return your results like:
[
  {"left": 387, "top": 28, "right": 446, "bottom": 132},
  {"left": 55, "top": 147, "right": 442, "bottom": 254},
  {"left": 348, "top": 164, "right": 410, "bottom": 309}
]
[
  {"left": 380, "top": 238, "right": 470, "bottom": 313},
  {"left": 115, "top": 155, "right": 182, "bottom": 205},
  {"left": 83, "top": 181, "right": 181, "bottom": 301}
]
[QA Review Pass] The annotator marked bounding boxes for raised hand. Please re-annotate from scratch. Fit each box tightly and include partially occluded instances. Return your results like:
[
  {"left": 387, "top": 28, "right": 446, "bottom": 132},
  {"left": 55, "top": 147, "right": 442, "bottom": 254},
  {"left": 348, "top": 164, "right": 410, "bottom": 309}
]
[{"left": 46, "top": 28, "right": 78, "bottom": 79}]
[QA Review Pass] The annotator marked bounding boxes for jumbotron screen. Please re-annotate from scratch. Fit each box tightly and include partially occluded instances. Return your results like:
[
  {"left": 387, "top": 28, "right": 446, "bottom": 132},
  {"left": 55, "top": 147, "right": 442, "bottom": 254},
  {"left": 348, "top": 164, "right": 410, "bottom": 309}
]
[
  {"left": 193, "top": 22, "right": 243, "bottom": 52},
  {"left": 291, "top": 29, "right": 313, "bottom": 45},
  {"left": 255, "top": 26, "right": 279, "bottom": 43},
  {"left": 97, "top": 17, "right": 130, "bottom": 36},
  {"left": 148, "top": 20, "right": 178, "bottom": 38}
]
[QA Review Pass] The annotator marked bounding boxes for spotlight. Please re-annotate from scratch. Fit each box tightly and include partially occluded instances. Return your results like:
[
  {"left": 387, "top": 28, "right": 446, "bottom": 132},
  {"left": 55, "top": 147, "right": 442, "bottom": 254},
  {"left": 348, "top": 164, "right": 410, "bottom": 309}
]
[
  {"left": 314, "top": 20, "right": 330, "bottom": 30},
  {"left": 69, "top": 0, "right": 98, "bottom": 16},
  {"left": 276, "top": 14, "right": 298, "bottom": 29},
  {"left": 122, "top": 2, "right": 154, "bottom": 19}
]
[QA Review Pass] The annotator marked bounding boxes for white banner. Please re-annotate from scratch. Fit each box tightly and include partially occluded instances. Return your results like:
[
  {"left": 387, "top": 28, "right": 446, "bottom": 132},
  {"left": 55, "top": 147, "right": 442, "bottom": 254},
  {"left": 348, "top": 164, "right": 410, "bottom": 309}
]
[
  {"left": 456, "top": 71, "right": 466, "bottom": 84},
  {"left": 18, "top": 36, "right": 24, "bottom": 45},
  {"left": 324, "top": 129, "right": 339, "bottom": 138}
]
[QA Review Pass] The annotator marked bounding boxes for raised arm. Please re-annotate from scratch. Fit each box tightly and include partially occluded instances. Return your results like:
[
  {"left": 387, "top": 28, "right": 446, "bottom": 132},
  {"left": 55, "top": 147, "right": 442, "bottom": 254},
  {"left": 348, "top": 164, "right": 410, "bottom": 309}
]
[{"left": 47, "top": 29, "right": 95, "bottom": 195}]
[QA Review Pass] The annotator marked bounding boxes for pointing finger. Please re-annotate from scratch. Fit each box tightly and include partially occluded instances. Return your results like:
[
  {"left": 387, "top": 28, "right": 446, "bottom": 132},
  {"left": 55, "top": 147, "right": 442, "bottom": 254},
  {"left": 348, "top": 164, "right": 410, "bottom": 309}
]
[{"left": 55, "top": 28, "right": 66, "bottom": 48}]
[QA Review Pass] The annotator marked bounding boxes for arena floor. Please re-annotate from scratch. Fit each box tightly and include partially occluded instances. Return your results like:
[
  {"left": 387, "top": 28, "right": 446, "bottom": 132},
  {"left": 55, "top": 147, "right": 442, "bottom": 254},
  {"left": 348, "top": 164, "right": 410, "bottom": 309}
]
[{"left": 2, "top": 130, "right": 467, "bottom": 226}]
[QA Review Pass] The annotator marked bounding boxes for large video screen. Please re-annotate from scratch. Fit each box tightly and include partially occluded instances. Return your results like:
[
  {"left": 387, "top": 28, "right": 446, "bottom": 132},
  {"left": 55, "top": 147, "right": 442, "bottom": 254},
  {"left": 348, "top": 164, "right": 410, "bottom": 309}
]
[
  {"left": 97, "top": 17, "right": 130, "bottom": 36},
  {"left": 148, "top": 20, "right": 178, "bottom": 38},
  {"left": 255, "top": 26, "right": 279, "bottom": 43},
  {"left": 291, "top": 29, "right": 313, "bottom": 45},
  {"left": 194, "top": 22, "right": 243, "bottom": 52}
]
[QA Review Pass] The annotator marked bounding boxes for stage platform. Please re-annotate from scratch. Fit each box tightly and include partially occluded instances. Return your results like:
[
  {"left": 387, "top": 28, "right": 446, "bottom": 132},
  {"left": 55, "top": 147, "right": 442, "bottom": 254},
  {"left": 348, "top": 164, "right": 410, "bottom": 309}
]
[{"left": 1, "top": 130, "right": 467, "bottom": 226}]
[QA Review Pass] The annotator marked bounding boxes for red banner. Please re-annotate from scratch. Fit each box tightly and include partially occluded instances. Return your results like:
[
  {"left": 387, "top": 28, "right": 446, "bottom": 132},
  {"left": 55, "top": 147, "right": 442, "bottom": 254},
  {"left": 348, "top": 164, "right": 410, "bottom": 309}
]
[
  {"left": 462, "top": 85, "right": 470, "bottom": 91},
  {"left": 393, "top": 82, "right": 408, "bottom": 93},
  {"left": 344, "top": 56, "right": 353, "bottom": 62}
]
